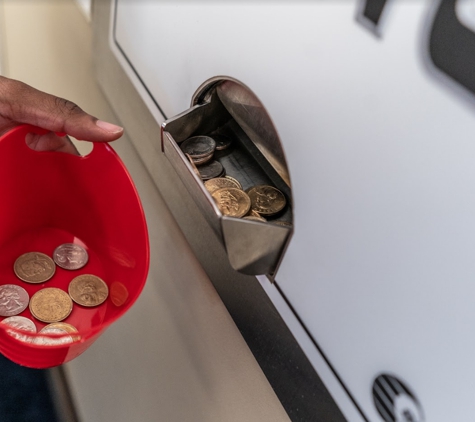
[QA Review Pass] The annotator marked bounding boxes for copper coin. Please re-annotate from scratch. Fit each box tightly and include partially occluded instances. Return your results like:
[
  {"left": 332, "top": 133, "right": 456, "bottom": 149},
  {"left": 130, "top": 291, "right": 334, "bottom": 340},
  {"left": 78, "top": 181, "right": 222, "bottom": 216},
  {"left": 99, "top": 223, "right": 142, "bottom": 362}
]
[
  {"left": 198, "top": 160, "right": 225, "bottom": 180},
  {"left": 29, "top": 288, "right": 73, "bottom": 323},
  {"left": 247, "top": 185, "right": 286, "bottom": 216},
  {"left": 204, "top": 177, "right": 242, "bottom": 194},
  {"left": 68, "top": 274, "right": 109, "bottom": 307},
  {"left": 53, "top": 243, "right": 89, "bottom": 270},
  {"left": 180, "top": 136, "right": 216, "bottom": 159},
  {"left": 211, "top": 187, "right": 251, "bottom": 218},
  {"left": 224, "top": 176, "right": 242, "bottom": 190},
  {"left": 0, "top": 284, "right": 29, "bottom": 316},
  {"left": 243, "top": 216, "right": 267, "bottom": 222},
  {"left": 14, "top": 252, "right": 55, "bottom": 283}
]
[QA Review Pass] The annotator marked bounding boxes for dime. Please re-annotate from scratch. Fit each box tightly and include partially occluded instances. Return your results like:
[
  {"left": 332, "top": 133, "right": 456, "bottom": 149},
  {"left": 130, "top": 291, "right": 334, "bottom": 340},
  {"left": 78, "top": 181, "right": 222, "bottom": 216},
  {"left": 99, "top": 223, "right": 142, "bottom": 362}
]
[
  {"left": 29, "top": 288, "right": 73, "bottom": 323},
  {"left": 68, "top": 274, "right": 109, "bottom": 307},
  {"left": 53, "top": 243, "right": 89, "bottom": 270},
  {"left": 224, "top": 175, "right": 242, "bottom": 190},
  {"left": 213, "top": 134, "right": 233, "bottom": 151},
  {"left": 35, "top": 325, "right": 74, "bottom": 346},
  {"left": 204, "top": 177, "right": 242, "bottom": 194},
  {"left": 1, "top": 316, "right": 36, "bottom": 343},
  {"left": 247, "top": 185, "right": 287, "bottom": 216},
  {"left": 198, "top": 160, "right": 225, "bottom": 181},
  {"left": 180, "top": 136, "right": 216, "bottom": 159},
  {"left": 211, "top": 187, "right": 251, "bottom": 218},
  {"left": 0, "top": 284, "right": 29, "bottom": 316},
  {"left": 14, "top": 252, "right": 55, "bottom": 283}
]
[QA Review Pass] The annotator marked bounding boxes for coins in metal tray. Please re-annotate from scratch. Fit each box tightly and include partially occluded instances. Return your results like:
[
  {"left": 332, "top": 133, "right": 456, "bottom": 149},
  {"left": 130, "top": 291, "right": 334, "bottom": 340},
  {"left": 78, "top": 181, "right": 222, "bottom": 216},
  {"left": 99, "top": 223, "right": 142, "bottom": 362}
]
[
  {"left": 14, "top": 252, "right": 55, "bottom": 283},
  {"left": 0, "top": 284, "right": 29, "bottom": 316},
  {"left": 69, "top": 274, "right": 109, "bottom": 307},
  {"left": 29, "top": 288, "right": 73, "bottom": 323},
  {"left": 204, "top": 177, "right": 242, "bottom": 194},
  {"left": 1, "top": 316, "right": 36, "bottom": 343},
  {"left": 53, "top": 243, "right": 89, "bottom": 270},
  {"left": 213, "top": 134, "right": 233, "bottom": 151},
  {"left": 198, "top": 160, "right": 225, "bottom": 181},
  {"left": 211, "top": 187, "right": 251, "bottom": 218},
  {"left": 180, "top": 136, "right": 216, "bottom": 160},
  {"left": 247, "top": 185, "right": 286, "bottom": 216}
]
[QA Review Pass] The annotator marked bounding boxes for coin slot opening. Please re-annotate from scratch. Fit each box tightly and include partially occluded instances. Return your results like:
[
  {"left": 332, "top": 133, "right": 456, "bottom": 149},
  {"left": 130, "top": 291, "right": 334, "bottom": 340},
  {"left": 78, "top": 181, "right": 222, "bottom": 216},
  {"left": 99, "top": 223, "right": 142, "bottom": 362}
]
[{"left": 162, "top": 76, "right": 293, "bottom": 277}]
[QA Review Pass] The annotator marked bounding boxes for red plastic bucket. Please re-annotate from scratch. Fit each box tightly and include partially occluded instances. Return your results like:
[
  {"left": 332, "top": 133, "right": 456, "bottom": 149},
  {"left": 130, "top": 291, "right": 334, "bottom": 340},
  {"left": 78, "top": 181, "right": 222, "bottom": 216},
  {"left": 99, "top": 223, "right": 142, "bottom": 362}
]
[{"left": 0, "top": 125, "right": 149, "bottom": 368}]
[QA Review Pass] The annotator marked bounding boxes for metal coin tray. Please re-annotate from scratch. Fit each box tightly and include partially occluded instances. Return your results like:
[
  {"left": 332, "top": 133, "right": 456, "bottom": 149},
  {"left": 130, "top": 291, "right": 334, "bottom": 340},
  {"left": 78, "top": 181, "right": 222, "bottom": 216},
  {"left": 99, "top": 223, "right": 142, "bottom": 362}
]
[{"left": 161, "top": 78, "right": 293, "bottom": 276}]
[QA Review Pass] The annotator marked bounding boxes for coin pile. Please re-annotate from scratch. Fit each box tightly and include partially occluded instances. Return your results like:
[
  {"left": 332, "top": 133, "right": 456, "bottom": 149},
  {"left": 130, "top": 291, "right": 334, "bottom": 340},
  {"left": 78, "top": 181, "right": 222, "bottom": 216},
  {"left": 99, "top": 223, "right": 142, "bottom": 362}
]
[
  {"left": 181, "top": 134, "right": 291, "bottom": 224},
  {"left": 0, "top": 243, "right": 109, "bottom": 346}
]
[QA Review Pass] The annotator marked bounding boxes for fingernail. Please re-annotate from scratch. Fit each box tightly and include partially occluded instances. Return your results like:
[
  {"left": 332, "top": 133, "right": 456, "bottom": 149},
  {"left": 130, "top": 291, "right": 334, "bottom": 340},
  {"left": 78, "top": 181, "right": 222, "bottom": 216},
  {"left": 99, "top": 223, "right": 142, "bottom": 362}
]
[{"left": 96, "top": 120, "right": 123, "bottom": 133}]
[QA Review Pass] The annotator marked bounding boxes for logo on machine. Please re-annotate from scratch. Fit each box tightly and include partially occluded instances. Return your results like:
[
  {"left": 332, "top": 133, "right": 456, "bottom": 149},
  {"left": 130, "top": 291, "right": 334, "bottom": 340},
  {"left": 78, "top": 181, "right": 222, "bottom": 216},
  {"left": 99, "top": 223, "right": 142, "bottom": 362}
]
[{"left": 372, "top": 374, "right": 424, "bottom": 422}]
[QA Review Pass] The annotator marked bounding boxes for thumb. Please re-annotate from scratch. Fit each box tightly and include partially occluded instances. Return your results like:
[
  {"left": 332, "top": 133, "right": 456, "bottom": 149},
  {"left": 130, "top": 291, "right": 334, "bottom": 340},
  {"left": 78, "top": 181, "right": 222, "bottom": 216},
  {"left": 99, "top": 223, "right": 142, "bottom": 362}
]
[{"left": 0, "top": 76, "right": 123, "bottom": 142}]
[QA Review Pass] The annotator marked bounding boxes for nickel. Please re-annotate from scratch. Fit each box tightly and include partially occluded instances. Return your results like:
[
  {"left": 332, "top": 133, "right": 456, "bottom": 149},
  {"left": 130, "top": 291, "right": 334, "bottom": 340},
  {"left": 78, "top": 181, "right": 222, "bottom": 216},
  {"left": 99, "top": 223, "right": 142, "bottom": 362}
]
[{"left": 14, "top": 252, "right": 55, "bottom": 283}]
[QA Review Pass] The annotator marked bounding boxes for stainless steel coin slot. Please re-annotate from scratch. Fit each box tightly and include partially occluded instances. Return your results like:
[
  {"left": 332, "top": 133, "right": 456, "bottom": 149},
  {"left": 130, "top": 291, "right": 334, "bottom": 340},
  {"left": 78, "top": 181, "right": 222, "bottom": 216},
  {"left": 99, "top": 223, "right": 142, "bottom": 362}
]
[{"left": 161, "top": 77, "right": 293, "bottom": 276}]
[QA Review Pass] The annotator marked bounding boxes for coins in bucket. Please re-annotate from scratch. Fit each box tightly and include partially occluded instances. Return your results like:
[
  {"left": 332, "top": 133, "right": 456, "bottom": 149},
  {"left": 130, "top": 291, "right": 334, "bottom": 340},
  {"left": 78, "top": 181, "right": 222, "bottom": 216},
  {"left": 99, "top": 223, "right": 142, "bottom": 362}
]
[{"left": 0, "top": 243, "right": 110, "bottom": 345}]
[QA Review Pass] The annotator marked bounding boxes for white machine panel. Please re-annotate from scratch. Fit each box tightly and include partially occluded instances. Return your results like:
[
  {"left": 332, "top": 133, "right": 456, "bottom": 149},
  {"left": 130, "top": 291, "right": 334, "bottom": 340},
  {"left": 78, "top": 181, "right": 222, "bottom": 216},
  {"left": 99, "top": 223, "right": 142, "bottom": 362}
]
[{"left": 112, "top": 1, "right": 475, "bottom": 420}]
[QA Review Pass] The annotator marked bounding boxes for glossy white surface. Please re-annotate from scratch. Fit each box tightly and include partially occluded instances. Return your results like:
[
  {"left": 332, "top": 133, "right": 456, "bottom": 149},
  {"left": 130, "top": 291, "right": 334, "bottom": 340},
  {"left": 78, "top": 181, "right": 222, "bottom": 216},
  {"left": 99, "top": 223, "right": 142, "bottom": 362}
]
[{"left": 113, "top": 1, "right": 475, "bottom": 420}]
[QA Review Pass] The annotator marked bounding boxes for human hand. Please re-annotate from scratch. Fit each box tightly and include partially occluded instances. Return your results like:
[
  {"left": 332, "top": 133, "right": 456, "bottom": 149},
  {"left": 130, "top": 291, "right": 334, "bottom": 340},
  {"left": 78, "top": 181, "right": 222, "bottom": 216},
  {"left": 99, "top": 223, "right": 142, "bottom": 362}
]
[{"left": 0, "top": 76, "right": 123, "bottom": 155}]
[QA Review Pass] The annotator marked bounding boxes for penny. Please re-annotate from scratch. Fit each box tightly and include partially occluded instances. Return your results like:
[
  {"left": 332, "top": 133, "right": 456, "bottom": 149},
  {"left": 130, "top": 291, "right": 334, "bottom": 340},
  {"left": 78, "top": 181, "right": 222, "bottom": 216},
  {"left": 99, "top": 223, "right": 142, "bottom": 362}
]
[
  {"left": 68, "top": 274, "right": 109, "bottom": 307},
  {"left": 180, "top": 136, "right": 216, "bottom": 159},
  {"left": 14, "top": 252, "right": 56, "bottom": 283},
  {"left": 36, "top": 325, "right": 74, "bottom": 346},
  {"left": 53, "top": 243, "right": 89, "bottom": 270},
  {"left": 29, "top": 288, "right": 73, "bottom": 323},
  {"left": 213, "top": 134, "right": 233, "bottom": 151},
  {"left": 1, "top": 315, "right": 36, "bottom": 343},
  {"left": 198, "top": 160, "right": 225, "bottom": 180},
  {"left": 211, "top": 187, "right": 251, "bottom": 218},
  {"left": 224, "top": 175, "right": 242, "bottom": 190},
  {"left": 204, "top": 177, "right": 242, "bottom": 194},
  {"left": 0, "top": 284, "right": 29, "bottom": 316},
  {"left": 247, "top": 185, "right": 286, "bottom": 216}
]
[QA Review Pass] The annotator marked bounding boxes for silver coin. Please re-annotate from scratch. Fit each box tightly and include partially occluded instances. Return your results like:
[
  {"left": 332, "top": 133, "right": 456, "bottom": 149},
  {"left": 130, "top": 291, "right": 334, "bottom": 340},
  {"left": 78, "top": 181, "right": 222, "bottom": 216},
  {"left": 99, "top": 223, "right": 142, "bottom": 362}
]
[
  {"left": 213, "top": 135, "right": 233, "bottom": 151},
  {"left": 0, "top": 284, "right": 29, "bottom": 316},
  {"left": 198, "top": 160, "right": 225, "bottom": 181},
  {"left": 53, "top": 243, "right": 89, "bottom": 270},
  {"left": 35, "top": 326, "right": 73, "bottom": 346},
  {"left": 180, "top": 136, "right": 216, "bottom": 159},
  {"left": 1, "top": 316, "right": 36, "bottom": 343},
  {"left": 192, "top": 152, "right": 214, "bottom": 165}
]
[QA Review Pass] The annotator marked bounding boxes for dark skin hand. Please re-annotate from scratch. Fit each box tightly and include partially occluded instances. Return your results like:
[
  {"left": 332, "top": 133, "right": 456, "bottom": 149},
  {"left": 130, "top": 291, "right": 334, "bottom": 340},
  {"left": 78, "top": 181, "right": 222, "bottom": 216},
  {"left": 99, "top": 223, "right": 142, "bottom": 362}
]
[{"left": 0, "top": 76, "right": 123, "bottom": 154}]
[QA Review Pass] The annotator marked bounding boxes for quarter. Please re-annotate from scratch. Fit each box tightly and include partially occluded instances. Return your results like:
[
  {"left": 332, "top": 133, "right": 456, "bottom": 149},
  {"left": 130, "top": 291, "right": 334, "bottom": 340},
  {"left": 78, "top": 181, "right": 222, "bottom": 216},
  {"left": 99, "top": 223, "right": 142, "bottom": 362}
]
[
  {"left": 53, "top": 243, "right": 89, "bottom": 270},
  {"left": 1, "top": 315, "right": 36, "bottom": 343},
  {"left": 14, "top": 252, "right": 56, "bottom": 283},
  {"left": 68, "top": 274, "right": 109, "bottom": 307},
  {"left": 29, "top": 288, "right": 73, "bottom": 323},
  {"left": 0, "top": 284, "right": 29, "bottom": 316},
  {"left": 247, "top": 185, "right": 287, "bottom": 216},
  {"left": 211, "top": 187, "right": 251, "bottom": 218}
]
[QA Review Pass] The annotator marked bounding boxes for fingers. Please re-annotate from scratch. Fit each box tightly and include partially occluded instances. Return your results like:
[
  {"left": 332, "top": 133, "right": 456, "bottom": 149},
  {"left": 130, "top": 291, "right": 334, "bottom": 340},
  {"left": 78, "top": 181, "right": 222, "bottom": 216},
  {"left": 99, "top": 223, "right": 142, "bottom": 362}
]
[
  {"left": 25, "top": 132, "right": 80, "bottom": 155},
  {"left": 0, "top": 76, "right": 123, "bottom": 142}
]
